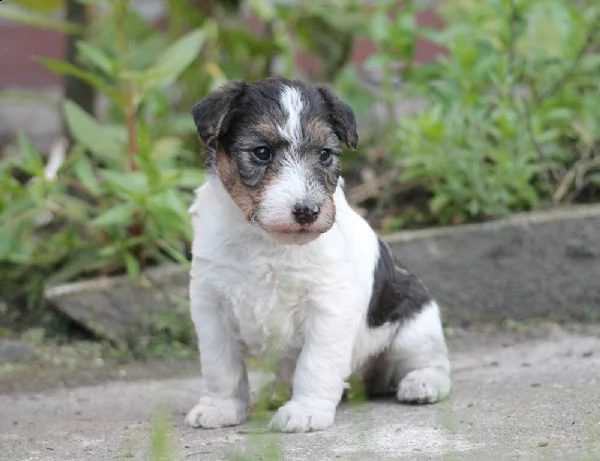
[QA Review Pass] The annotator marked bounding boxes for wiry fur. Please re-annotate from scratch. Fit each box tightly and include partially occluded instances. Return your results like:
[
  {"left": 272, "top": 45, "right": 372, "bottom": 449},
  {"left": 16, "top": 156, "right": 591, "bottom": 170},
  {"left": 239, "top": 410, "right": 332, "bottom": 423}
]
[{"left": 186, "top": 77, "right": 451, "bottom": 433}]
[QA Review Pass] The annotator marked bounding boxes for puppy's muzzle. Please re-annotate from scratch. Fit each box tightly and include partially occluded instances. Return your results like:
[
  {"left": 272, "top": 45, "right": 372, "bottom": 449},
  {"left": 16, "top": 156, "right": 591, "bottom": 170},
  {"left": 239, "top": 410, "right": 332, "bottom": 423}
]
[{"left": 292, "top": 201, "right": 320, "bottom": 225}]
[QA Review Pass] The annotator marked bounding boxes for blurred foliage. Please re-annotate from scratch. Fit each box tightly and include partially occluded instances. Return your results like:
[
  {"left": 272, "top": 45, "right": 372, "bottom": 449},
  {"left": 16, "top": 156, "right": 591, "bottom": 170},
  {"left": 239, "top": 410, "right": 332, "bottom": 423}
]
[
  {"left": 0, "top": 1, "right": 207, "bottom": 308},
  {"left": 335, "top": 0, "right": 600, "bottom": 229},
  {"left": 149, "top": 404, "right": 177, "bottom": 461},
  {"left": 0, "top": 1, "right": 80, "bottom": 33}
]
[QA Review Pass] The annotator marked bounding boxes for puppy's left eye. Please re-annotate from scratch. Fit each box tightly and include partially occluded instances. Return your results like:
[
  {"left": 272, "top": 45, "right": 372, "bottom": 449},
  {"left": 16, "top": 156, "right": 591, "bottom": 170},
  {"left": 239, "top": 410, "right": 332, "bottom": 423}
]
[
  {"left": 252, "top": 146, "right": 273, "bottom": 163},
  {"left": 319, "top": 148, "right": 332, "bottom": 163}
]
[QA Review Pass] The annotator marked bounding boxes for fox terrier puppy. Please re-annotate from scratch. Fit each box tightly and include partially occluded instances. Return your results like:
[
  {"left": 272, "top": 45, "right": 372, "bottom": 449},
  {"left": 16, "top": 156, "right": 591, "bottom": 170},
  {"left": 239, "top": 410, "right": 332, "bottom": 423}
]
[{"left": 185, "top": 77, "right": 451, "bottom": 433}]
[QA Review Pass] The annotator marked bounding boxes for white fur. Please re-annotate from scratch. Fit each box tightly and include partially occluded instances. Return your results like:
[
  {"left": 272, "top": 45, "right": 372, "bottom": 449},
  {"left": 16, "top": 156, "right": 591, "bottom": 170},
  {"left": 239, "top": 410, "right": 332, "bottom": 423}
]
[
  {"left": 278, "top": 86, "right": 304, "bottom": 143},
  {"left": 258, "top": 155, "right": 329, "bottom": 234},
  {"left": 186, "top": 177, "right": 451, "bottom": 433},
  {"left": 395, "top": 302, "right": 451, "bottom": 402},
  {"left": 258, "top": 158, "right": 308, "bottom": 231}
]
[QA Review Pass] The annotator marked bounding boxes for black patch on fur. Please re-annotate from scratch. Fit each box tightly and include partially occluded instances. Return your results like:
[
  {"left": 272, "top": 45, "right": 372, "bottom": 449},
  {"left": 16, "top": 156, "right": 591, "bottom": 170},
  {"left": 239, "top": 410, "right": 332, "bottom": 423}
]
[
  {"left": 192, "top": 80, "right": 246, "bottom": 145},
  {"left": 316, "top": 85, "right": 358, "bottom": 149},
  {"left": 367, "top": 239, "right": 432, "bottom": 328}
]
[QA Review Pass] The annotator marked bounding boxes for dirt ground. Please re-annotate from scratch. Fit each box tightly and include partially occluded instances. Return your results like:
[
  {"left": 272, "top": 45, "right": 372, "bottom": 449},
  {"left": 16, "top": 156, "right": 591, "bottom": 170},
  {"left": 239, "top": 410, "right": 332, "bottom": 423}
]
[{"left": 1, "top": 324, "right": 599, "bottom": 461}]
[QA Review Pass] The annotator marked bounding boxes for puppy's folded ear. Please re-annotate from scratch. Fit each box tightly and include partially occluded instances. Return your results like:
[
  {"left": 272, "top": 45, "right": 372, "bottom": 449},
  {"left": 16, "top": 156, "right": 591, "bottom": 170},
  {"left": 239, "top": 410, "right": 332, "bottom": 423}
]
[
  {"left": 317, "top": 85, "right": 358, "bottom": 149},
  {"left": 192, "top": 81, "right": 246, "bottom": 144}
]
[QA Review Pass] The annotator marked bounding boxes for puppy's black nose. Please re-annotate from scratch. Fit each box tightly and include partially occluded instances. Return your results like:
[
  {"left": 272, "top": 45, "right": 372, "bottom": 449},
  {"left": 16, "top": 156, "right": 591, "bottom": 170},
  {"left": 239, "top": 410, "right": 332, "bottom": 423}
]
[{"left": 292, "top": 202, "right": 320, "bottom": 225}]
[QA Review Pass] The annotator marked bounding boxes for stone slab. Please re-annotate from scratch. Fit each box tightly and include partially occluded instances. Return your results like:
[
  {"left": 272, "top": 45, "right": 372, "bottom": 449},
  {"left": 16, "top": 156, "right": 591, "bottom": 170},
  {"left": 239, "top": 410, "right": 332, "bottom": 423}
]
[
  {"left": 386, "top": 205, "right": 600, "bottom": 324},
  {"left": 44, "top": 264, "right": 189, "bottom": 343}
]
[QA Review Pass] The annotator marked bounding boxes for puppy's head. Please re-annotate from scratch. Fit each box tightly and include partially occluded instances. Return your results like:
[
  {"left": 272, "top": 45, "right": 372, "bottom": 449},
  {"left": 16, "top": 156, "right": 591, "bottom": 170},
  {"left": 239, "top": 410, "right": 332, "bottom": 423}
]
[{"left": 192, "top": 77, "right": 358, "bottom": 243}]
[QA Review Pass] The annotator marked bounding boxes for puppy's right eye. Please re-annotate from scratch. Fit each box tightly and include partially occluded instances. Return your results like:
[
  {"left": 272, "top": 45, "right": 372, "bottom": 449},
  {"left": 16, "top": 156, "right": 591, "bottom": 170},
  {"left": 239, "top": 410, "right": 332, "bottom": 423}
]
[{"left": 252, "top": 146, "right": 273, "bottom": 163}]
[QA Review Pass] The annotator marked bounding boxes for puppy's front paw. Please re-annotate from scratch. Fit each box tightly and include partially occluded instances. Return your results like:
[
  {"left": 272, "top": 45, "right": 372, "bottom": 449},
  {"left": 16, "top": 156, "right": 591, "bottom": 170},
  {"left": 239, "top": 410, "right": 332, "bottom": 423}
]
[
  {"left": 268, "top": 400, "right": 335, "bottom": 433},
  {"left": 185, "top": 396, "right": 248, "bottom": 429},
  {"left": 397, "top": 368, "right": 451, "bottom": 404}
]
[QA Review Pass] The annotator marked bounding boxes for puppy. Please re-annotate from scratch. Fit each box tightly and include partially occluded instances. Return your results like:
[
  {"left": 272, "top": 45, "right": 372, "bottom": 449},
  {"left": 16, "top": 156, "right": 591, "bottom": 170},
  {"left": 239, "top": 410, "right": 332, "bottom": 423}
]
[{"left": 185, "top": 77, "right": 451, "bottom": 433}]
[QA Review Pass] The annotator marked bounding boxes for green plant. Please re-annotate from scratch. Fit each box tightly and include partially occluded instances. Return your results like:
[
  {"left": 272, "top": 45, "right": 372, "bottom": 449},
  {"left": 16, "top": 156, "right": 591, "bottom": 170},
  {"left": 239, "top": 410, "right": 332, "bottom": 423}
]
[
  {"left": 149, "top": 404, "right": 177, "bottom": 461},
  {"left": 130, "top": 296, "right": 197, "bottom": 360},
  {"left": 342, "top": 0, "right": 600, "bottom": 227},
  {"left": 0, "top": 1, "right": 79, "bottom": 33},
  {"left": 0, "top": 1, "right": 205, "bottom": 300}
]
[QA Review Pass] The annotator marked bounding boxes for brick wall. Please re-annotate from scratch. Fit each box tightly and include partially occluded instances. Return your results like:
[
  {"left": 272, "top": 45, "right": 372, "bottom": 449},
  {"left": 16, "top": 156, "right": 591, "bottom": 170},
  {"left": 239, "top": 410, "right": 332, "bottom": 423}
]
[{"left": 0, "top": 23, "right": 64, "bottom": 87}]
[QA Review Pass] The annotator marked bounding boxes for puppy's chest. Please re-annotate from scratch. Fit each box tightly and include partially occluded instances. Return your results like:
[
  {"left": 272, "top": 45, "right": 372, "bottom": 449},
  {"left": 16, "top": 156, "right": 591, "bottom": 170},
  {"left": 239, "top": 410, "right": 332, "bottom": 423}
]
[{"left": 221, "top": 257, "right": 313, "bottom": 353}]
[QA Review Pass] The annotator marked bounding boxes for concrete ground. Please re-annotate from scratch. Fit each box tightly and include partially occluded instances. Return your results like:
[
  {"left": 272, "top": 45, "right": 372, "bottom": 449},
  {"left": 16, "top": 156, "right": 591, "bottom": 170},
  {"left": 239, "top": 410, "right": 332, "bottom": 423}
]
[{"left": 1, "top": 327, "right": 599, "bottom": 461}]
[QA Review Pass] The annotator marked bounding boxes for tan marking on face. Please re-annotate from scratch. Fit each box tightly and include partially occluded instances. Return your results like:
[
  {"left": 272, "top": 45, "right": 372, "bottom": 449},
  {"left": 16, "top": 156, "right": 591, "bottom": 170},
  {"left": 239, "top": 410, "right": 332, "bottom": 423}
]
[
  {"left": 215, "top": 147, "right": 254, "bottom": 219},
  {"left": 252, "top": 121, "right": 284, "bottom": 144},
  {"left": 304, "top": 119, "right": 337, "bottom": 145},
  {"left": 318, "top": 197, "right": 336, "bottom": 232}
]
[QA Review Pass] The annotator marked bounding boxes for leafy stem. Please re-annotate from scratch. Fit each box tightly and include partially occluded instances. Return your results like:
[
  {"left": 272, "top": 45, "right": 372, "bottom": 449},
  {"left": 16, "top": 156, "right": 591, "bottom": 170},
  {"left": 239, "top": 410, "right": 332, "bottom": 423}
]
[{"left": 114, "top": 0, "right": 139, "bottom": 172}]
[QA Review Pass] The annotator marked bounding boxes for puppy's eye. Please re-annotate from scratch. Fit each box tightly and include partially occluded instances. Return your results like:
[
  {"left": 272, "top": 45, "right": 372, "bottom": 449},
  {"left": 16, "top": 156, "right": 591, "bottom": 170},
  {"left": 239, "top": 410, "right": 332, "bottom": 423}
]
[
  {"left": 319, "top": 148, "right": 332, "bottom": 163},
  {"left": 252, "top": 146, "right": 273, "bottom": 163}
]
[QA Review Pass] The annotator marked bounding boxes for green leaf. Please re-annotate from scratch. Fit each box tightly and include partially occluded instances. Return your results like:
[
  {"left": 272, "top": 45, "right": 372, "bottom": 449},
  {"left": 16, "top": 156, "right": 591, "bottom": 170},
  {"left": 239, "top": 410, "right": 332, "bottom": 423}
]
[
  {"left": 0, "top": 5, "right": 81, "bottom": 34},
  {"left": 40, "top": 58, "right": 120, "bottom": 102},
  {"left": 137, "top": 28, "right": 207, "bottom": 102},
  {"left": 123, "top": 252, "right": 141, "bottom": 280},
  {"left": 430, "top": 193, "right": 450, "bottom": 215},
  {"left": 17, "top": 133, "right": 45, "bottom": 177},
  {"left": 90, "top": 203, "right": 136, "bottom": 228},
  {"left": 155, "top": 238, "right": 191, "bottom": 268},
  {"left": 151, "top": 189, "right": 188, "bottom": 219},
  {"left": 14, "top": 0, "right": 63, "bottom": 12},
  {"left": 76, "top": 0, "right": 108, "bottom": 5},
  {"left": 178, "top": 168, "right": 204, "bottom": 189},
  {"left": 64, "top": 101, "right": 123, "bottom": 160},
  {"left": 72, "top": 154, "right": 101, "bottom": 196},
  {"left": 371, "top": 10, "right": 391, "bottom": 44},
  {"left": 76, "top": 42, "right": 114, "bottom": 76},
  {"left": 100, "top": 170, "right": 147, "bottom": 198},
  {"left": 248, "top": 0, "right": 277, "bottom": 21},
  {"left": 46, "top": 249, "right": 110, "bottom": 286},
  {"left": 149, "top": 137, "right": 183, "bottom": 163}
]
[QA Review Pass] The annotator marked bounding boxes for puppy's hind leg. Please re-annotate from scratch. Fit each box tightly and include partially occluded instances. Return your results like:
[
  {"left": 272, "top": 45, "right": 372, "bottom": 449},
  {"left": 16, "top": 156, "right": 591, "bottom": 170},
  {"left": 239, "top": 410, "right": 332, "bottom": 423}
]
[
  {"left": 363, "top": 240, "right": 450, "bottom": 403},
  {"left": 387, "top": 301, "right": 451, "bottom": 404}
]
